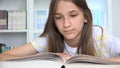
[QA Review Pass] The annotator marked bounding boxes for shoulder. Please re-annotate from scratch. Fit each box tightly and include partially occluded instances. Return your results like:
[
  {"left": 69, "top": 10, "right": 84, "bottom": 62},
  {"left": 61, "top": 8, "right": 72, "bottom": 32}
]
[
  {"left": 31, "top": 36, "right": 47, "bottom": 45},
  {"left": 93, "top": 25, "right": 103, "bottom": 40},
  {"left": 93, "top": 25, "right": 120, "bottom": 57},
  {"left": 31, "top": 36, "right": 48, "bottom": 52},
  {"left": 93, "top": 25, "right": 120, "bottom": 43}
]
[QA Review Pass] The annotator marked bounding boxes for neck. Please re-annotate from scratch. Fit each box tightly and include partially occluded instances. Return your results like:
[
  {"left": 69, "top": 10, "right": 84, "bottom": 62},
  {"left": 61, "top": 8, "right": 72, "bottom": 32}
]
[
  {"left": 65, "top": 38, "right": 79, "bottom": 48},
  {"left": 64, "top": 33, "right": 81, "bottom": 48}
]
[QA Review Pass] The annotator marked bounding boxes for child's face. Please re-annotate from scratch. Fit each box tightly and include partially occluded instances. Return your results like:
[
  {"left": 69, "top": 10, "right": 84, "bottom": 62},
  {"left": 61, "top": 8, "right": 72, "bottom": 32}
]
[{"left": 54, "top": 1, "right": 87, "bottom": 41}]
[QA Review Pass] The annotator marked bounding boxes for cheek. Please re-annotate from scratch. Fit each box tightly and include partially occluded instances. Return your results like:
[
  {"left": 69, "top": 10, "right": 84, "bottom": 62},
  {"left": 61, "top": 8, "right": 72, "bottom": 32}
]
[
  {"left": 72, "top": 18, "right": 85, "bottom": 26},
  {"left": 72, "top": 18, "right": 85, "bottom": 31},
  {"left": 55, "top": 22, "right": 63, "bottom": 32},
  {"left": 55, "top": 20, "right": 62, "bottom": 27}
]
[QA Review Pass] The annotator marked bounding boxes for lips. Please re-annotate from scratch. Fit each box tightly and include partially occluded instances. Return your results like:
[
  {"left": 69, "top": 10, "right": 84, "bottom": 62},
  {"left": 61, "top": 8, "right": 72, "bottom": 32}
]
[{"left": 64, "top": 29, "right": 74, "bottom": 34}]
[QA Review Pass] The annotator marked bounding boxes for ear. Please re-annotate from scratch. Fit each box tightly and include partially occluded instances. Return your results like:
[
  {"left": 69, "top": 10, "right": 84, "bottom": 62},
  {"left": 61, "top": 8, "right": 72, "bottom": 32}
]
[{"left": 84, "top": 19, "right": 88, "bottom": 23}]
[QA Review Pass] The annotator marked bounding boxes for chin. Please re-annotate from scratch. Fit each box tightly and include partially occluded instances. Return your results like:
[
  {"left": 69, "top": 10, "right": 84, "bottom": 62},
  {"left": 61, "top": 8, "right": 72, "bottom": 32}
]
[{"left": 64, "top": 36, "right": 76, "bottom": 40}]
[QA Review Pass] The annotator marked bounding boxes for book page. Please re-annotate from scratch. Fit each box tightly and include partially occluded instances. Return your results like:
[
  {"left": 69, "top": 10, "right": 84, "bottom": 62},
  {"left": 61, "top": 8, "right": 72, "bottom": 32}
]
[
  {"left": 0, "top": 53, "right": 66, "bottom": 68},
  {"left": 65, "top": 64, "right": 120, "bottom": 68},
  {"left": 5, "top": 53, "right": 64, "bottom": 63},
  {"left": 1, "top": 60, "right": 63, "bottom": 68},
  {"left": 65, "top": 54, "right": 120, "bottom": 64}
]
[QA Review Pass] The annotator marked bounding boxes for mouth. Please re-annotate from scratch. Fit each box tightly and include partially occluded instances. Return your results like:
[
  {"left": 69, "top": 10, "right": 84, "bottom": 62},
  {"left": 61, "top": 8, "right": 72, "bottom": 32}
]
[{"left": 64, "top": 29, "right": 74, "bottom": 34}]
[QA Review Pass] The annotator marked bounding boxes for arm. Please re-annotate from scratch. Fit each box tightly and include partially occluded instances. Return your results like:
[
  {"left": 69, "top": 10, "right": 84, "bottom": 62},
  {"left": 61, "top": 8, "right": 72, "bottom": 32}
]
[
  {"left": 0, "top": 43, "right": 38, "bottom": 61},
  {"left": 108, "top": 57, "right": 120, "bottom": 62},
  {"left": 103, "top": 29, "right": 120, "bottom": 62}
]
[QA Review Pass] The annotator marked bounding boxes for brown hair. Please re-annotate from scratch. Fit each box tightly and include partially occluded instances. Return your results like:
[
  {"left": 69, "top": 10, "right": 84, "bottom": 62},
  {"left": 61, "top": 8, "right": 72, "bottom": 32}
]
[{"left": 40, "top": 0, "right": 95, "bottom": 56}]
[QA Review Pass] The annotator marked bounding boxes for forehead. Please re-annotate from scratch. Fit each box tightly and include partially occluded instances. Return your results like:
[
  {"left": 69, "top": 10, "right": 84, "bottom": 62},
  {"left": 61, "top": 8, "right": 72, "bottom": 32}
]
[{"left": 55, "top": 0, "right": 80, "bottom": 13}]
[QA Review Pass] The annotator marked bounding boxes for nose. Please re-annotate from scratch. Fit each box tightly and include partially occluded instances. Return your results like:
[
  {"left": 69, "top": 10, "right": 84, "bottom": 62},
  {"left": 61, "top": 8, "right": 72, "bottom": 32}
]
[{"left": 63, "top": 17, "right": 71, "bottom": 28}]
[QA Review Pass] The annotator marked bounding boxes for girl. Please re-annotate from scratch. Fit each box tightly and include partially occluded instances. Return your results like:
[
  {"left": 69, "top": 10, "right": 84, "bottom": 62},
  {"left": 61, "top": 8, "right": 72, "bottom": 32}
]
[{"left": 0, "top": 0, "right": 120, "bottom": 61}]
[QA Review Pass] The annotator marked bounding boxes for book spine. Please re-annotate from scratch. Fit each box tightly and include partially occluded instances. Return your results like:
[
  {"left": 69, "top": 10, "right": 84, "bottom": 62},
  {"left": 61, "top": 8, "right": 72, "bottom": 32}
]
[
  {"left": 0, "top": 10, "right": 8, "bottom": 30},
  {"left": 8, "top": 10, "right": 26, "bottom": 30}
]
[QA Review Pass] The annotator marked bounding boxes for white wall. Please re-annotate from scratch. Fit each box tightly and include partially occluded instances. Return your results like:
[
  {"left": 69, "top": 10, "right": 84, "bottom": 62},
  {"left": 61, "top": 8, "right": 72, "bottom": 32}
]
[{"left": 112, "top": 0, "right": 120, "bottom": 39}]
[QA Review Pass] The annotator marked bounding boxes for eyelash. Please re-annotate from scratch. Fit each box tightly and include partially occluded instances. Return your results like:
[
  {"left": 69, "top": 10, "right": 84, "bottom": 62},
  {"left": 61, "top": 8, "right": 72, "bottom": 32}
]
[
  {"left": 71, "top": 14, "right": 77, "bottom": 17},
  {"left": 54, "top": 14, "right": 78, "bottom": 20},
  {"left": 55, "top": 16, "right": 62, "bottom": 19}
]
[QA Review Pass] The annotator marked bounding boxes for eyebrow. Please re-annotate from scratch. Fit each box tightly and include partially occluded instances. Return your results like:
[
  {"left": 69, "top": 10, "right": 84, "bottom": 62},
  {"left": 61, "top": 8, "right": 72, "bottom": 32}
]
[
  {"left": 54, "top": 13, "right": 61, "bottom": 15},
  {"left": 69, "top": 10, "right": 78, "bottom": 13},
  {"left": 55, "top": 10, "right": 78, "bottom": 15}
]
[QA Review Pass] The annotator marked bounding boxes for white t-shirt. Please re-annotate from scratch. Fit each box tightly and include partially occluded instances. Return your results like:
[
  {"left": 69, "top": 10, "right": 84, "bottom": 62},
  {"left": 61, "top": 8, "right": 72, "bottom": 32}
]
[{"left": 31, "top": 26, "right": 120, "bottom": 58}]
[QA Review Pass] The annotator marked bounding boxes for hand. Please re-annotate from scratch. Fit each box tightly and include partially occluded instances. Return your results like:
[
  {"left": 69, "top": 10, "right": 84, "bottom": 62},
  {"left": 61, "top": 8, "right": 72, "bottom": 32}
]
[
  {"left": 108, "top": 57, "right": 120, "bottom": 62},
  {"left": 56, "top": 53, "right": 71, "bottom": 60}
]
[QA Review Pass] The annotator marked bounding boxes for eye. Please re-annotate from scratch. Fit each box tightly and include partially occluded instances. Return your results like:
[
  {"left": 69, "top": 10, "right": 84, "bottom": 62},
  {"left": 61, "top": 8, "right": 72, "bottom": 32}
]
[
  {"left": 71, "top": 13, "right": 78, "bottom": 17},
  {"left": 55, "top": 16, "right": 62, "bottom": 19},
  {"left": 54, "top": 15, "right": 62, "bottom": 20}
]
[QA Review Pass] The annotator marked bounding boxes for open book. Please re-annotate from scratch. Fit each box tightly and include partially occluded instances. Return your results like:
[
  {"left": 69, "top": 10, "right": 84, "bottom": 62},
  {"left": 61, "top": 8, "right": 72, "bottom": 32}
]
[{"left": 1, "top": 53, "right": 120, "bottom": 68}]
